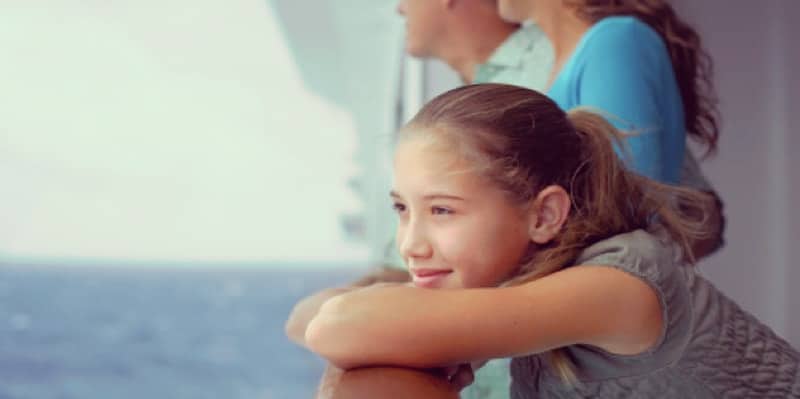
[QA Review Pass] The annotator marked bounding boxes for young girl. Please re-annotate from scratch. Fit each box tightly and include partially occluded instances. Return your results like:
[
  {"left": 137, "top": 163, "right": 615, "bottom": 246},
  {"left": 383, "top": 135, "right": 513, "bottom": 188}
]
[{"left": 303, "top": 84, "right": 800, "bottom": 398}]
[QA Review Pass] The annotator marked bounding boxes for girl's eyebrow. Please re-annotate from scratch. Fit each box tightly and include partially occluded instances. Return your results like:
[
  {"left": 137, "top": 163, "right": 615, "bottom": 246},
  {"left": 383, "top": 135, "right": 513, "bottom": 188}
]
[
  {"left": 389, "top": 190, "right": 465, "bottom": 202},
  {"left": 422, "top": 193, "right": 465, "bottom": 201}
]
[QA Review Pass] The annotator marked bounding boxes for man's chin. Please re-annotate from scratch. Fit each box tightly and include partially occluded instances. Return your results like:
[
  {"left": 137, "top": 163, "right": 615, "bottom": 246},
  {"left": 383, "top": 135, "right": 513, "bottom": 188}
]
[
  {"left": 498, "top": 5, "right": 524, "bottom": 24},
  {"left": 405, "top": 43, "right": 430, "bottom": 59}
]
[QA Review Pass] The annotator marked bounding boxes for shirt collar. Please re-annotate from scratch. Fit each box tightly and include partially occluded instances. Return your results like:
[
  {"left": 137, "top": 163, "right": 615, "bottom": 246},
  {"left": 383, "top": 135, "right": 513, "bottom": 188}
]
[{"left": 481, "top": 23, "right": 548, "bottom": 69}]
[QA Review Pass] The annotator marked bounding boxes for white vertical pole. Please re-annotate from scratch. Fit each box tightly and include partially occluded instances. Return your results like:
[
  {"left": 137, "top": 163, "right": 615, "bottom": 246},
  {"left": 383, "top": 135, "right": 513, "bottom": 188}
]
[{"left": 403, "top": 57, "right": 425, "bottom": 123}]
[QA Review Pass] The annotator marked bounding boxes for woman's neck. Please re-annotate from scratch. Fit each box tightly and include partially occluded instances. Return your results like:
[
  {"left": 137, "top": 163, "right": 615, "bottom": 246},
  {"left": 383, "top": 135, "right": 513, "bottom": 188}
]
[{"left": 531, "top": 5, "right": 592, "bottom": 89}]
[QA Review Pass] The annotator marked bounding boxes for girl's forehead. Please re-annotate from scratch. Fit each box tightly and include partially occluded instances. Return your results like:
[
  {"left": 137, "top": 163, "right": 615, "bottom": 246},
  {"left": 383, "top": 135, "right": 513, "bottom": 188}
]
[
  {"left": 395, "top": 133, "right": 467, "bottom": 175},
  {"left": 393, "top": 134, "right": 493, "bottom": 194}
]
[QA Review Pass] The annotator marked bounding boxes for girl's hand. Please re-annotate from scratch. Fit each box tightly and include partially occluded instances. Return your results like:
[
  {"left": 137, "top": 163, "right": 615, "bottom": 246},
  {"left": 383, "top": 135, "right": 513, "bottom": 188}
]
[
  {"left": 285, "top": 287, "right": 352, "bottom": 346},
  {"left": 292, "top": 283, "right": 413, "bottom": 348}
]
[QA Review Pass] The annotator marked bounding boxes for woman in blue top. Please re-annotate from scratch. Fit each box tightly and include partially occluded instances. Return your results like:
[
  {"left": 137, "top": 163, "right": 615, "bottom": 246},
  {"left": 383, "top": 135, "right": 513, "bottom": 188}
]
[
  {"left": 497, "top": 0, "right": 719, "bottom": 185},
  {"left": 497, "top": 0, "right": 724, "bottom": 258}
]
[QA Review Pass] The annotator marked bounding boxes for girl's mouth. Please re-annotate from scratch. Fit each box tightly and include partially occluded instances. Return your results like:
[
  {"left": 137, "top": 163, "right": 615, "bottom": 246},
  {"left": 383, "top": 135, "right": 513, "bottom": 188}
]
[{"left": 410, "top": 268, "right": 453, "bottom": 288}]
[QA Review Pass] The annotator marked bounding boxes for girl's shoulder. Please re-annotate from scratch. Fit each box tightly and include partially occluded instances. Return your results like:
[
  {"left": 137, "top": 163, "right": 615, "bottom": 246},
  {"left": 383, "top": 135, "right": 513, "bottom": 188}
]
[{"left": 575, "top": 229, "right": 680, "bottom": 276}]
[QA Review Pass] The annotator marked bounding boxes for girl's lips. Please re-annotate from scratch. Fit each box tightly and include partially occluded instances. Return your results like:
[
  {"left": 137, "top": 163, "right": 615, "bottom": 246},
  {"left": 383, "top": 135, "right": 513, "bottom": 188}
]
[{"left": 410, "top": 269, "right": 452, "bottom": 288}]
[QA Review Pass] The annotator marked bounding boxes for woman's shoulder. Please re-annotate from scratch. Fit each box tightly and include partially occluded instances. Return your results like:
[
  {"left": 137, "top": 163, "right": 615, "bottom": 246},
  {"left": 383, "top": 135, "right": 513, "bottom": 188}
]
[
  {"left": 580, "top": 16, "right": 666, "bottom": 59},
  {"left": 589, "top": 16, "right": 660, "bottom": 42}
]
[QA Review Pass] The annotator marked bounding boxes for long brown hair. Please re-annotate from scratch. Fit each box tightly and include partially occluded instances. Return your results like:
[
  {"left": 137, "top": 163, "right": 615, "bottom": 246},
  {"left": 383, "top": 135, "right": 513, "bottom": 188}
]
[
  {"left": 566, "top": 0, "right": 720, "bottom": 156},
  {"left": 402, "top": 83, "right": 712, "bottom": 382}
]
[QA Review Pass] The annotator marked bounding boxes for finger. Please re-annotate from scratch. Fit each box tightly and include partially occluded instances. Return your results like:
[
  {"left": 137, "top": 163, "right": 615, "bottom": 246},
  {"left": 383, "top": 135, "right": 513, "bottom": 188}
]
[
  {"left": 441, "top": 365, "right": 459, "bottom": 379},
  {"left": 424, "top": 366, "right": 453, "bottom": 379},
  {"left": 450, "top": 364, "right": 474, "bottom": 391}
]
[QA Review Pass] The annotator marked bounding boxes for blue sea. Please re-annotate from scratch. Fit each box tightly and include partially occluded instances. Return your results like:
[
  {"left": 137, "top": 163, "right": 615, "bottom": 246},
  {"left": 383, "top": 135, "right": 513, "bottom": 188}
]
[{"left": 0, "top": 264, "right": 363, "bottom": 399}]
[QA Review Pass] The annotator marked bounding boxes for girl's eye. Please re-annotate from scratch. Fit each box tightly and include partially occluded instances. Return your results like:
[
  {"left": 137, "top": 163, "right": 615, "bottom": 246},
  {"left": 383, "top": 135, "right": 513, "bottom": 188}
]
[
  {"left": 392, "top": 202, "right": 406, "bottom": 213},
  {"left": 431, "top": 206, "right": 453, "bottom": 215}
]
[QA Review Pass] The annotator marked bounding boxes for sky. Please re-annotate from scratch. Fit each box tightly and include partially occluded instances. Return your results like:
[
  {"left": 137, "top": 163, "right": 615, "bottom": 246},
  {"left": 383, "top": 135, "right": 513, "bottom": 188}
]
[{"left": 0, "top": 1, "right": 372, "bottom": 264}]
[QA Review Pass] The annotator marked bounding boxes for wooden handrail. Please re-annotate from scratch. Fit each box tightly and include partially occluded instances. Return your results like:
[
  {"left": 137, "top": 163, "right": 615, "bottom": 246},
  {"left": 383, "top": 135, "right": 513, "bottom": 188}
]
[{"left": 316, "top": 365, "right": 460, "bottom": 399}]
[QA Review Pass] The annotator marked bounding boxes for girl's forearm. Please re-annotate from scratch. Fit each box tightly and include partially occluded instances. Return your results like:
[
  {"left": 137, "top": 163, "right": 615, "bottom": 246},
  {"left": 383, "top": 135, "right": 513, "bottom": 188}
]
[{"left": 304, "top": 285, "right": 474, "bottom": 369}]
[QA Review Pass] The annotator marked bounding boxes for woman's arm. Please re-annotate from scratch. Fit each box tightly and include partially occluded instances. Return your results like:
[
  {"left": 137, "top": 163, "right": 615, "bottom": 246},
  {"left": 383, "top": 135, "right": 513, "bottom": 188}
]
[{"left": 305, "top": 265, "right": 663, "bottom": 370}]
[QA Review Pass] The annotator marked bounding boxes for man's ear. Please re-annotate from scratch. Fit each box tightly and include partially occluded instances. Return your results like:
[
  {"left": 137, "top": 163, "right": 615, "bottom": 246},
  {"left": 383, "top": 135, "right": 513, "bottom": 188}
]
[{"left": 527, "top": 185, "right": 571, "bottom": 244}]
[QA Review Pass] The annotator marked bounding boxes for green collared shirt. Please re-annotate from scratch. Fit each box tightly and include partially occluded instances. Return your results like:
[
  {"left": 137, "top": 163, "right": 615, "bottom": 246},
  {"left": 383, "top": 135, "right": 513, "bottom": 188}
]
[{"left": 472, "top": 23, "right": 554, "bottom": 91}]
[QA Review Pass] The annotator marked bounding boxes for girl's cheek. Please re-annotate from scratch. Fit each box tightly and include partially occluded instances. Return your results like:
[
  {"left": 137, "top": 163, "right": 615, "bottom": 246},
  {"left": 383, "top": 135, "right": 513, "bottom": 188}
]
[{"left": 435, "top": 231, "right": 472, "bottom": 261}]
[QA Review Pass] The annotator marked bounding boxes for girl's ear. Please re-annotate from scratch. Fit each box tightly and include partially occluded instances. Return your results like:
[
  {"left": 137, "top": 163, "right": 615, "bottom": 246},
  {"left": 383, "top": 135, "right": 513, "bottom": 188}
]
[{"left": 527, "top": 185, "right": 571, "bottom": 244}]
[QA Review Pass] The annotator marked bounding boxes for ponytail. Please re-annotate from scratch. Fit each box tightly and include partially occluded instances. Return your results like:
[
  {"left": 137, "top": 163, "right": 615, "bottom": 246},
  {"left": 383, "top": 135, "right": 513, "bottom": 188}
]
[{"left": 569, "top": 108, "right": 713, "bottom": 263}]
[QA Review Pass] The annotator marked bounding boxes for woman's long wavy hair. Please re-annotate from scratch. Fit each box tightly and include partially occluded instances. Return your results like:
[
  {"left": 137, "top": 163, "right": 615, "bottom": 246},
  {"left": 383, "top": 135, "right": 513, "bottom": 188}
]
[
  {"left": 401, "top": 83, "right": 713, "bottom": 383},
  {"left": 566, "top": 0, "right": 720, "bottom": 156}
]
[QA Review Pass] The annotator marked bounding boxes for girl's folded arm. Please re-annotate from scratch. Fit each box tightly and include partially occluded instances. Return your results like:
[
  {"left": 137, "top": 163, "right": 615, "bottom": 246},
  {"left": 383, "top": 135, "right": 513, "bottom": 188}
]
[{"left": 304, "top": 265, "right": 663, "bottom": 370}]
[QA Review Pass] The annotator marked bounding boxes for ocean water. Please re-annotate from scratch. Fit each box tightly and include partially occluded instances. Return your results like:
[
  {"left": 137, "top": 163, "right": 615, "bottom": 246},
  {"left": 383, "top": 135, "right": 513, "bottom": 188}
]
[{"left": 0, "top": 264, "right": 362, "bottom": 399}]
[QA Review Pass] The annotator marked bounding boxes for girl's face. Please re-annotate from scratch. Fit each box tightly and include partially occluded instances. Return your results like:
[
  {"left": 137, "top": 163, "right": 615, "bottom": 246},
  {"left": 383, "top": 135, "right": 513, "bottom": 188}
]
[{"left": 392, "top": 133, "right": 533, "bottom": 289}]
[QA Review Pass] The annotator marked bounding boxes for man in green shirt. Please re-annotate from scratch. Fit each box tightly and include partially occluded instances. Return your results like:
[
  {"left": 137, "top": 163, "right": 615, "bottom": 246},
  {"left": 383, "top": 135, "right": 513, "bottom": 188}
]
[{"left": 397, "top": 0, "right": 552, "bottom": 87}]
